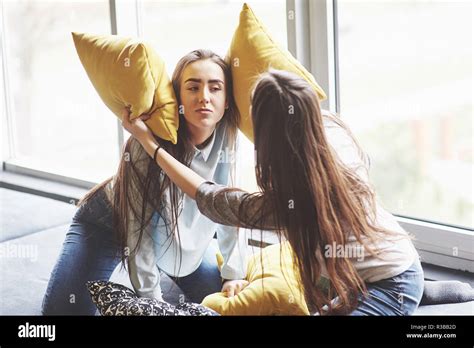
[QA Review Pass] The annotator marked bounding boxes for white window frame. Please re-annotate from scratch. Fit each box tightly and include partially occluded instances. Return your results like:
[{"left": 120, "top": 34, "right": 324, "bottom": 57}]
[{"left": 1, "top": 0, "right": 15, "bottom": 170}]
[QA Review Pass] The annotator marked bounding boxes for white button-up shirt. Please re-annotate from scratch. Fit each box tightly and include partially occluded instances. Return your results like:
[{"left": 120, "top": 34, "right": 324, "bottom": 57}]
[{"left": 122, "top": 121, "right": 248, "bottom": 300}]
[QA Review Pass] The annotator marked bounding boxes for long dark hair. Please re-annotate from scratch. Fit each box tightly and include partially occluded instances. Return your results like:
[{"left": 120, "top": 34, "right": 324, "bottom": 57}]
[
  {"left": 241, "top": 69, "right": 401, "bottom": 314},
  {"left": 79, "top": 49, "right": 239, "bottom": 276}
]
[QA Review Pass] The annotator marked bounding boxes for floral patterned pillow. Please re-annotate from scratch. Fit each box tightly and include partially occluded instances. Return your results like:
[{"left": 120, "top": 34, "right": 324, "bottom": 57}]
[{"left": 86, "top": 280, "right": 219, "bottom": 316}]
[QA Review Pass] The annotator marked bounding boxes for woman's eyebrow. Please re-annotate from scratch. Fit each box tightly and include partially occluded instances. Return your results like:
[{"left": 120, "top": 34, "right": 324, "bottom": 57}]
[
  {"left": 209, "top": 79, "right": 224, "bottom": 85},
  {"left": 184, "top": 78, "right": 224, "bottom": 85}
]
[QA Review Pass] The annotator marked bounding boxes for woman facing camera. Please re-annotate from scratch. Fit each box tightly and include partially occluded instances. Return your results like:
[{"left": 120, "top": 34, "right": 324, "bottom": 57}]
[
  {"left": 42, "top": 49, "right": 248, "bottom": 315},
  {"left": 123, "top": 69, "right": 424, "bottom": 316}
]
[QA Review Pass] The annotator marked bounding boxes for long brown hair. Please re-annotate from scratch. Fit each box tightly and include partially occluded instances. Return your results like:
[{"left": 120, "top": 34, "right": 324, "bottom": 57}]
[
  {"left": 79, "top": 49, "right": 239, "bottom": 276},
  {"left": 243, "top": 69, "right": 398, "bottom": 314}
]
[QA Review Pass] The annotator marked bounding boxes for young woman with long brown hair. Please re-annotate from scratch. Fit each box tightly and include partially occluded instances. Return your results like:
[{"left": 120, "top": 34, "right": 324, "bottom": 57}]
[
  {"left": 123, "top": 69, "right": 424, "bottom": 315},
  {"left": 42, "top": 49, "right": 249, "bottom": 315}
]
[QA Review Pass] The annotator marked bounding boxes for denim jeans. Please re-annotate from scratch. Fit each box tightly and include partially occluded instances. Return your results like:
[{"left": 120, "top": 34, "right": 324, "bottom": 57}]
[
  {"left": 41, "top": 189, "right": 222, "bottom": 315},
  {"left": 348, "top": 257, "right": 424, "bottom": 316}
]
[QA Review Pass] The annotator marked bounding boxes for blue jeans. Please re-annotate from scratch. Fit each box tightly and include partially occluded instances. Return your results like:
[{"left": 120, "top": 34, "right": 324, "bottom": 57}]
[
  {"left": 41, "top": 189, "right": 222, "bottom": 315},
  {"left": 348, "top": 257, "right": 424, "bottom": 316}
]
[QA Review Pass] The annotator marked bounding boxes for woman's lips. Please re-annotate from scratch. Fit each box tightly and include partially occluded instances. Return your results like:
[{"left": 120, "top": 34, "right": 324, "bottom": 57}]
[{"left": 196, "top": 109, "right": 212, "bottom": 114}]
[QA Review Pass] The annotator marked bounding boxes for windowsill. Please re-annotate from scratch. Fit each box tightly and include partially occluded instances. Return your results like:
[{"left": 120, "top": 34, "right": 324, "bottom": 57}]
[
  {"left": 422, "top": 262, "right": 474, "bottom": 286},
  {"left": 0, "top": 170, "right": 89, "bottom": 205},
  {"left": 398, "top": 217, "right": 474, "bottom": 273}
]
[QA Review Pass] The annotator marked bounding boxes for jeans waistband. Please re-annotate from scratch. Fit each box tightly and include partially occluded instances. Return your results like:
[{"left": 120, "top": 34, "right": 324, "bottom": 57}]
[{"left": 74, "top": 188, "right": 114, "bottom": 230}]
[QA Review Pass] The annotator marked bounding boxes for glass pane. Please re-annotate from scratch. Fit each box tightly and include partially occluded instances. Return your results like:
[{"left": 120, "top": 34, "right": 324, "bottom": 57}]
[
  {"left": 338, "top": 0, "right": 473, "bottom": 229},
  {"left": 3, "top": 0, "right": 119, "bottom": 183},
  {"left": 140, "top": 0, "right": 288, "bottom": 75}
]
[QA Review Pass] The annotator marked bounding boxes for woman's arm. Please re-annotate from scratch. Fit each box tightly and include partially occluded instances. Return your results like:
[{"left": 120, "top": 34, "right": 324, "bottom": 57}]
[
  {"left": 121, "top": 109, "right": 205, "bottom": 199},
  {"left": 121, "top": 109, "right": 277, "bottom": 231}
]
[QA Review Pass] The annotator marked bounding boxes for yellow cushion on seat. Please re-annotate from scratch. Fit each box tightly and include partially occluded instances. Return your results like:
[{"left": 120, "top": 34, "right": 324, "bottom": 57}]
[
  {"left": 72, "top": 32, "right": 179, "bottom": 144},
  {"left": 226, "top": 3, "right": 327, "bottom": 142},
  {"left": 202, "top": 242, "right": 329, "bottom": 315}
]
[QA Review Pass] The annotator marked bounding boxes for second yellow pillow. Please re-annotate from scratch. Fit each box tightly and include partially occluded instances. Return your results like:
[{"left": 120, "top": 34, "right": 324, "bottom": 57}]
[
  {"left": 202, "top": 242, "right": 330, "bottom": 315},
  {"left": 227, "top": 3, "right": 327, "bottom": 142}
]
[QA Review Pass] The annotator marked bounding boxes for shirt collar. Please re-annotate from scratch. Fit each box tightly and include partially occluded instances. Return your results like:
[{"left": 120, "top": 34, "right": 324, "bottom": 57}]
[{"left": 193, "top": 128, "right": 217, "bottom": 162}]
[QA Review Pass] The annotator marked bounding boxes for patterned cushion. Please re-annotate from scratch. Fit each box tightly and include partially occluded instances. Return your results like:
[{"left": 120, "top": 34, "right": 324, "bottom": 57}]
[{"left": 86, "top": 280, "right": 219, "bottom": 316}]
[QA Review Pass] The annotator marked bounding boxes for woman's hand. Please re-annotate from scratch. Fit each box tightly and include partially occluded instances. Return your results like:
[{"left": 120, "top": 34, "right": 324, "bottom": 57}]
[
  {"left": 121, "top": 107, "right": 153, "bottom": 144},
  {"left": 121, "top": 106, "right": 206, "bottom": 200},
  {"left": 221, "top": 279, "right": 249, "bottom": 297}
]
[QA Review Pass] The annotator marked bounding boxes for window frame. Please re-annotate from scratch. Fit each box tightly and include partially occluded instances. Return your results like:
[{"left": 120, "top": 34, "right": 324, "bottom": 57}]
[{"left": 1, "top": 0, "right": 16, "bottom": 168}]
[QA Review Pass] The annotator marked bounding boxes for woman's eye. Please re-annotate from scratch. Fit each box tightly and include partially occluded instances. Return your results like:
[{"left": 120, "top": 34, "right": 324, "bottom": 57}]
[
  {"left": 211, "top": 87, "right": 222, "bottom": 92},
  {"left": 187, "top": 87, "right": 198, "bottom": 91}
]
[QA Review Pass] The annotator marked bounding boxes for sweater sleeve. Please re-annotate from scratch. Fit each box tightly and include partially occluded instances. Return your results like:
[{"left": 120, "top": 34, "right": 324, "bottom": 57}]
[{"left": 196, "top": 181, "right": 278, "bottom": 231}]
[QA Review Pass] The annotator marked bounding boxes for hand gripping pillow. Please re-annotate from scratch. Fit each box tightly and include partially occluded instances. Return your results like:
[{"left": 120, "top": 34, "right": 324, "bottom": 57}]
[
  {"left": 72, "top": 32, "right": 179, "bottom": 144},
  {"left": 226, "top": 3, "right": 327, "bottom": 142},
  {"left": 202, "top": 242, "right": 329, "bottom": 315}
]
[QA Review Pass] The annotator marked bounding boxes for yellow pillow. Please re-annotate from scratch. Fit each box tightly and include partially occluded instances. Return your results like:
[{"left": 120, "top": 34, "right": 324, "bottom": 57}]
[
  {"left": 226, "top": 3, "right": 327, "bottom": 142},
  {"left": 202, "top": 242, "right": 328, "bottom": 315},
  {"left": 72, "top": 32, "right": 179, "bottom": 144}
]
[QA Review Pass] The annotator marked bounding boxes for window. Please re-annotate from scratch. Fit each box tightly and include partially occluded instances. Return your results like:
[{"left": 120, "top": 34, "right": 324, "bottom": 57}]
[
  {"left": 140, "top": 0, "right": 288, "bottom": 75},
  {"left": 337, "top": 0, "right": 473, "bottom": 230},
  {"left": 2, "top": 0, "right": 119, "bottom": 183},
  {"left": 1, "top": 0, "right": 287, "bottom": 186}
]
